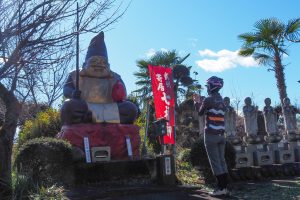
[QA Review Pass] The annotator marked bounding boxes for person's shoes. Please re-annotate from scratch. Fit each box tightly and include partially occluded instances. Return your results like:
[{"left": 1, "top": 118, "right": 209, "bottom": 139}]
[{"left": 209, "top": 188, "right": 229, "bottom": 196}]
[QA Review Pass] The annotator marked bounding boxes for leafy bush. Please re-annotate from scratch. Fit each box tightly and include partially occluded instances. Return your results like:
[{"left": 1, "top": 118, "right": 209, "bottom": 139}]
[
  {"left": 135, "top": 102, "right": 162, "bottom": 155},
  {"left": 12, "top": 173, "right": 36, "bottom": 200},
  {"left": 190, "top": 136, "right": 236, "bottom": 184},
  {"left": 176, "top": 160, "right": 202, "bottom": 186},
  {"left": 14, "top": 137, "right": 74, "bottom": 188},
  {"left": 18, "top": 108, "right": 61, "bottom": 146},
  {"left": 12, "top": 173, "right": 67, "bottom": 200},
  {"left": 177, "top": 148, "right": 191, "bottom": 163}
]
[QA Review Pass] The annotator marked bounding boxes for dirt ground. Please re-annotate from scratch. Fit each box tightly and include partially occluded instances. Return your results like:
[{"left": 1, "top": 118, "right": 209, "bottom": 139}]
[{"left": 64, "top": 177, "right": 300, "bottom": 200}]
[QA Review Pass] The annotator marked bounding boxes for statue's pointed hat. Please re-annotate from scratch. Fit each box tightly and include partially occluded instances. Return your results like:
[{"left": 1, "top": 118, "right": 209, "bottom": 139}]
[{"left": 85, "top": 31, "right": 108, "bottom": 62}]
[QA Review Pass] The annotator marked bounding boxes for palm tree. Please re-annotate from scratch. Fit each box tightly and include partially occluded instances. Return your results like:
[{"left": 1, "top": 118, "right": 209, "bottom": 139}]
[
  {"left": 238, "top": 18, "right": 300, "bottom": 103},
  {"left": 133, "top": 50, "right": 194, "bottom": 108}
]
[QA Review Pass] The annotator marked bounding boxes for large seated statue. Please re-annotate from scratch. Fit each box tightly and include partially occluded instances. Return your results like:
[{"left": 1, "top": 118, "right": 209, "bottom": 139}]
[
  {"left": 59, "top": 32, "right": 140, "bottom": 161},
  {"left": 63, "top": 31, "right": 138, "bottom": 124}
]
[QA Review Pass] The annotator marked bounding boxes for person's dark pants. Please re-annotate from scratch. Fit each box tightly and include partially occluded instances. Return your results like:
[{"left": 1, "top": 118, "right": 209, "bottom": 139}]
[{"left": 204, "top": 133, "right": 229, "bottom": 189}]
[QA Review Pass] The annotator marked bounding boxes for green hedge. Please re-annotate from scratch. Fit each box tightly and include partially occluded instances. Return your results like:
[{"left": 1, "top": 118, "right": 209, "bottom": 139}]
[
  {"left": 18, "top": 108, "right": 61, "bottom": 146},
  {"left": 14, "top": 137, "right": 74, "bottom": 188},
  {"left": 190, "top": 136, "right": 236, "bottom": 183}
]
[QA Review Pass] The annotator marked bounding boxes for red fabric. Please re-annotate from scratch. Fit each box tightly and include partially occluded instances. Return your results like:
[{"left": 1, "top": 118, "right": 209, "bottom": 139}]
[
  {"left": 57, "top": 123, "right": 140, "bottom": 160},
  {"left": 112, "top": 80, "right": 126, "bottom": 101},
  {"left": 148, "top": 65, "right": 175, "bottom": 144}
]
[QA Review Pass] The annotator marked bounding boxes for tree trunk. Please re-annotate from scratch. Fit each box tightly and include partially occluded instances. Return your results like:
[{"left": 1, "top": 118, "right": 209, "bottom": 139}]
[
  {"left": 274, "top": 51, "right": 287, "bottom": 104},
  {"left": 0, "top": 83, "right": 21, "bottom": 197}
]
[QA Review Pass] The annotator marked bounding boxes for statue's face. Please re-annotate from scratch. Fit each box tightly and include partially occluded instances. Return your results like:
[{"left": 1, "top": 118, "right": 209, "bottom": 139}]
[
  {"left": 244, "top": 97, "right": 252, "bottom": 106},
  {"left": 283, "top": 98, "right": 290, "bottom": 106},
  {"left": 85, "top": 56, "right": 110, "bottom": 77},
  {"left": 224, "top": 97, "right": 230, "bottom": 106},
  {"left": 264, "top": 98, "right": 271, "bottom": 106}
]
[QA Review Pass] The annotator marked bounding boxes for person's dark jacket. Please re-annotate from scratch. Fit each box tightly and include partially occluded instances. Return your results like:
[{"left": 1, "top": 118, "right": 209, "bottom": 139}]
[{"left": 196, "top": 92, "right": 226, "bottom": 135}]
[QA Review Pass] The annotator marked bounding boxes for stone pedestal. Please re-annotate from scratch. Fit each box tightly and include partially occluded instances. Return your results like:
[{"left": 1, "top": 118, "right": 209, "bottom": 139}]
[
  {"left": 290, "top": 141, "right": 300, "bottom": 162},
  {"left": 269, "top": 142, "right": 295, "bottom": 164},
  {"left": 253, "top": 144, "right": 273, "bottom": 166},
  {"left": 58, "top": 123, "right": 141, "bottom": 161},
  {"left": 234, "top": 145, "right": 253, "bottom": 168}
]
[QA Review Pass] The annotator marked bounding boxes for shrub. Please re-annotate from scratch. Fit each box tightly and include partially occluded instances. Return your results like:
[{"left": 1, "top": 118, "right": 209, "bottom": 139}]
[
  {"left": 190, "top": 136, "right": 236, "bottom": 184},
  {"left": 177, "top": 148, "right": 191, "bottom": 163},
  {"left": 14, "top": 137, "right": 74, "bottom": 188},
  {"left": 12, "top": 173, "right": 67, "bottom": 200},
  {"left": 12, "top": 173, "right": 36, "bottom": 200},
  {"left": 18, "top": 108, "right": 61, "bottom": 146}
]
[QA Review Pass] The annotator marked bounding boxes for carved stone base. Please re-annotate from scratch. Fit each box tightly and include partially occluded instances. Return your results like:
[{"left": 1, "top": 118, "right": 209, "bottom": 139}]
[
  {"left": 235, "top": 152, "right": 253, "bottom": 168},
  {"left": 253, "top": 150, "right": 273, "bottom": 166},
  {"left": 290, "top": 141, "right": 300, "bottom": 162},
  {"left": 233, "top": 145, "right": 253, "bottom": 168},
  {"left": 269, "top": 142, "right": 295, "bottom": 164},
  {"left": 277, "top": 150, "right": 295, "bottom": 164}
]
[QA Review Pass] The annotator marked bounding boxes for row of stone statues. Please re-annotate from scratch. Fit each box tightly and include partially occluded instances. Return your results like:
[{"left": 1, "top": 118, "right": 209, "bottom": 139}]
[{"left": 219, "top": 97, "right": 299, "bottom": 141}]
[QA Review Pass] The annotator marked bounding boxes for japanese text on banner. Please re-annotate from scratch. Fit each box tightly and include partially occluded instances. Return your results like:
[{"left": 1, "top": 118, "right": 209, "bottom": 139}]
[{"left": 148, "top": 65, "right": 175, "bottom": 144}]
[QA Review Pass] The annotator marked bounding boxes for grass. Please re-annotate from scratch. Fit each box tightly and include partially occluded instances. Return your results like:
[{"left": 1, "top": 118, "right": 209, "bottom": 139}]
[
  {"left": 28, "top": 185, "right": 67, "bottom": 200},
  {"left": 230, "top": 178, "right": 300, "bottom": 200},
  {"left": 176, "top": 158, "right": 300, "bottom": 200},
  {"left": 12, "top": 171, "right": 67, "bottom": 200}
]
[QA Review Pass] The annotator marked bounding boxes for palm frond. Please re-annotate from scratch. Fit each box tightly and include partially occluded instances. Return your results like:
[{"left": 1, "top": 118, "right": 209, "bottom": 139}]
[
  {"left": 133, "top": 72, "right": 149, "bottom": 78},
  {"left": 285, "top": 18, "right": 300, "bottom": 42},
  {"left": 238, "top": 48, "right": 255, "bottom": 57},
  {"left": 253, "top": 53, "right": 272, "bottom": 65},
  {"left": 135, "top": 80, "right": 150, "bottom": 85},
  {"left": 149, "top": 50, "right": 179, "bottom": 66},
  {"left": 238, "top": 32, "right": 257, "bottom": 44},
  {"left": 177, "top": 87, "right": 186, "bottom": 95},
  {"left": 136, "top": 60, "right": 150, "bottom": 68}
]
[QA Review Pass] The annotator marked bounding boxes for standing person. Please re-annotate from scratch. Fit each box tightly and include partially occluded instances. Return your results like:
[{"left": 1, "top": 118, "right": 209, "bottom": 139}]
[{"left": 193, "top": 76, "right": 229, "bottom": 196}]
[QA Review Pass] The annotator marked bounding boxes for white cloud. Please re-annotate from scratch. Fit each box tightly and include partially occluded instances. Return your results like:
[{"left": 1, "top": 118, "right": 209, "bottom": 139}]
[
  {"left": 188, "top": 38, "right": 198, "bottom": 47},
  {"left": 195, "top": 49, "right": 259, "bottom": 72},
  {"left": 146, "top": 48, "right": 156, "bottom": 58}
]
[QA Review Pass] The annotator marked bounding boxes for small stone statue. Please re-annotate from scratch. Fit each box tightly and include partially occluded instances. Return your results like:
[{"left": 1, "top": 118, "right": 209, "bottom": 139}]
[
  {"left": 224, "top": 97, "right": 237, "bottom": 137},
  {"left": 243, "top": 97, "right": 258, "bottom": 136},
  {"left": 282, "top": 97, "right": 300, "bottom": 134},
  {"left": 193, "top": 94, "right": 205, "bottom": 136},
  {"left": 263, "top": 98, "right": 279, "bottom": 135},
  {"left": 199, "top": 114, "right": 205, "bottom": 136}
]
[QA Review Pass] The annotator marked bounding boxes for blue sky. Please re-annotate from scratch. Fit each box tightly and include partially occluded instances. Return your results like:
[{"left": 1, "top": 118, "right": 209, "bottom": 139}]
[{"left": 82, "top": 0, "right": 300, "bottom": 110}]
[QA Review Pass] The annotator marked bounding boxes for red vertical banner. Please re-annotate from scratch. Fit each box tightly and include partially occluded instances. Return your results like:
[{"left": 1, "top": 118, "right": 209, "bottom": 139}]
[{"left": 148, "top": 65, "right": 175, "bottom": 144}]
